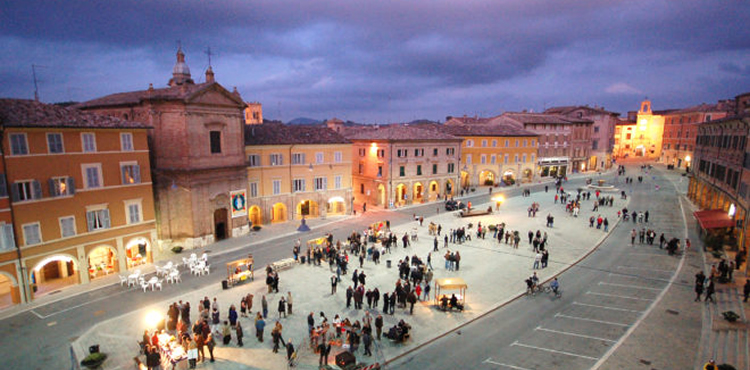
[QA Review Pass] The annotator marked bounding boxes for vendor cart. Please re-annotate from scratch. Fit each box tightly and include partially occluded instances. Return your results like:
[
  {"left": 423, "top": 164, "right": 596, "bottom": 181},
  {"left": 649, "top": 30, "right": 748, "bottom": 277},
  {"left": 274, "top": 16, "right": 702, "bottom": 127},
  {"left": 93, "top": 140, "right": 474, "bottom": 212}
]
[
  {"left": 226, "top": 254, "right": 254, "bottom": 288},
  {"left": 434, "top": 277, "right": 467, "bottom": 311}
]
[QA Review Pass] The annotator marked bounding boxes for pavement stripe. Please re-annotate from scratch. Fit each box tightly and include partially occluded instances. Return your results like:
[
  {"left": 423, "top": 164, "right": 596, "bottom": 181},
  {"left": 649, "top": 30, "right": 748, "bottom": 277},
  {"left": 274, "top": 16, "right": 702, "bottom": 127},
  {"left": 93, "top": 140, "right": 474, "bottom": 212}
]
[
  {"left": 607, "top": 272, "right": 671, "bottom": 283},
  {"left": 554, "top": 313, "right": 631, "bottom": 327},
  {"left": 572, "top": 301, "right": 644, "bottom": 313},
  {"left": 511, "top": 341, "right": 599, "bottom": 360},
  {"left": 626, "top": 252, "right": 674, "bottom": 257},
  {"left": 535, "top": 326, "right": 617, "bottom": 342},
  {"left": 586, "top": 291, "right": 653, "bottom": 301},
  {"left": 598, "top": 281, "right": 663, "bottom": 291},
  {"left": 616, "top": 265, "right": 673, "bottom": 273},
  {"left": 482, "top": 358, "right": 532, "bottom": 370},
  {"left": 29, "top": 309, "right": 46, "bottom": 319}
]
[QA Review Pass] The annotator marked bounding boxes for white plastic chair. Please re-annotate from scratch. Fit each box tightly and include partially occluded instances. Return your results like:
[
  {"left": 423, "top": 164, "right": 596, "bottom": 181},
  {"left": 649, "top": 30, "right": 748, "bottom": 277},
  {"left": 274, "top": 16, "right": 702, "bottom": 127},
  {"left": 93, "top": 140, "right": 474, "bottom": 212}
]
[
  {"left": 140, "top": 280, "right": 150, "bottom": 292},
  {"left": 155, "top": 266, "right": 164, "bottom": 277},
  {"left": 155, "top": 279, "right": 163, "bottom": 291},
  {"left": 201, "top": 264, "right": 210, "bottom": 275},
  {"left": 174, "top": 272, "right": 182, "bottom": 283},
  {"left": 119, "top": 275, "right": 128, "bottom": 287}
]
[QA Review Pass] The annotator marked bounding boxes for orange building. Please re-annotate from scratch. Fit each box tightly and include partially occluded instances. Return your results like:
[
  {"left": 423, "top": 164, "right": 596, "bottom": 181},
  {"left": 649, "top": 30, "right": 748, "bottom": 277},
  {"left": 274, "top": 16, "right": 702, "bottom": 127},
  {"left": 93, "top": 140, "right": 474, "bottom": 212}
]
[
  {"left": 614, "top": 99, "right": 673, "bottom": 159},
  {"left": 660, "top": 100, "right": 734, "bottom": 169},
  {"left": 0, "top": 99, "right": 156, "bottom": 305}
]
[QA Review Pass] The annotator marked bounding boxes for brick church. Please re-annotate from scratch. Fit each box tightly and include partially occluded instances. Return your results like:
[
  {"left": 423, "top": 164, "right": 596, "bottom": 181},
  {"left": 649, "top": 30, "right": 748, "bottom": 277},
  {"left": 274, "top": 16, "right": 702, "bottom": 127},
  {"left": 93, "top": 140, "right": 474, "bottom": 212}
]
[{"left": 76, "top": 48, "right": 250, "bottom": 255}]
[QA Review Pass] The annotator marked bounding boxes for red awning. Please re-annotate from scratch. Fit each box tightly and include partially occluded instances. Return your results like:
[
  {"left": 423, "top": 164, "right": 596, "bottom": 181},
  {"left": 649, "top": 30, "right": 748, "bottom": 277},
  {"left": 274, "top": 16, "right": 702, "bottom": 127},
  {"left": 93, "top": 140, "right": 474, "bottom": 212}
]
[{"left": 693, "top": 209, "right": 734, "bottom": 230}]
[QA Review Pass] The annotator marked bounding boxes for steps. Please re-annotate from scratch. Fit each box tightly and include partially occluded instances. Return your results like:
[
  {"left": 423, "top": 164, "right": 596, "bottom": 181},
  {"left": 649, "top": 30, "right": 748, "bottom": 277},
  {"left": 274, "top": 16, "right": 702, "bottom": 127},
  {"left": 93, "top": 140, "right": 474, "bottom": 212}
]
[{"left": 702, "top": 286, "right": 749, "bottom": 370}]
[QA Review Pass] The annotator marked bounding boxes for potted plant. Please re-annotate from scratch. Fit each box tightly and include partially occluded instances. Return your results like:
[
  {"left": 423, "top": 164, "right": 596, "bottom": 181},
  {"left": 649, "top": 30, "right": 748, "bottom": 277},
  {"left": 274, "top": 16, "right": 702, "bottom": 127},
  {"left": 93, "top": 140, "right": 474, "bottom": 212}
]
[
  {"left": 80, "top": 352, "right": 107, "bottom": 369},
  {"left": 252, "top": 225, "right": 262, "bottom": 231},
  {"left": 171, "top": 246, "right": 183, "bottom": 254},
  {"left": 722, "top": 310, "right": 740, "bottom": 323}
]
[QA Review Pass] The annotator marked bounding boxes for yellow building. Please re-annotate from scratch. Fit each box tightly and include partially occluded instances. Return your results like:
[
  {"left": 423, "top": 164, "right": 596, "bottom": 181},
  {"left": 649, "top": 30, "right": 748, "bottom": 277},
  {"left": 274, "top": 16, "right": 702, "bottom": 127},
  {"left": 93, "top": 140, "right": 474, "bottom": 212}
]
[
  {"left": 245, "top": 123, "right": 352, "bottom": 225},
  {"left": 0, "top": 99, "right": 156, "bottom": 303},
  {"left": 437, "top": 124, "right": 539, "bottom": 186},
  {"left": 614, "top": 99, "right": 669, "bottom": 159}
]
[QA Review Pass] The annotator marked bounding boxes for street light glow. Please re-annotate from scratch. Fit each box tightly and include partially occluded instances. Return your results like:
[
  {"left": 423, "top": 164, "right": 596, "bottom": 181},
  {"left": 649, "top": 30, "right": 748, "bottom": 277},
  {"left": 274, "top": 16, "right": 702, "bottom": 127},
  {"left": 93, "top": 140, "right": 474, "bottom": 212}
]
[{"left": 145, "top": 310, "right": 162, "bottom": 329}]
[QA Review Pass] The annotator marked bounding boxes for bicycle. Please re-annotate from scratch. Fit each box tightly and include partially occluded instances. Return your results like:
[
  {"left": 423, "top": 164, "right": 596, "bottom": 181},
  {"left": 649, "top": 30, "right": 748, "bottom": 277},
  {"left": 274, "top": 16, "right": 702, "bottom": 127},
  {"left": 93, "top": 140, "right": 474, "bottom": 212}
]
[{"left": 537, "top": 283, "right": 562, "bottom": 298}]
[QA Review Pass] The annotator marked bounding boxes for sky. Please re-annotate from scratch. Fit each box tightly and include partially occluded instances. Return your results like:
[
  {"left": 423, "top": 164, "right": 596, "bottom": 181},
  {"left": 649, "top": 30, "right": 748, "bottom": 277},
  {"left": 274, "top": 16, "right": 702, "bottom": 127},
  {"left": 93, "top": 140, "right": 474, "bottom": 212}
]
[{"left": 1, "top": 0, "right": 749, "bottom": 124}]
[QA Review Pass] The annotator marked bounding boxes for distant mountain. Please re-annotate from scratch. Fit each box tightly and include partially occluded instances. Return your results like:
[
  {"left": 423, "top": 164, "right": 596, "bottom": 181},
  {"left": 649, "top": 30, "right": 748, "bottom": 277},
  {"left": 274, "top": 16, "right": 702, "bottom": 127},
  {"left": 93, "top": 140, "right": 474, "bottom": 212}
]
[
  {"left": 408, "top": 119, "right": 440, "bottom": 125},
  {"left": 288, "top": 117, "right": 322, "bottom": 125}
]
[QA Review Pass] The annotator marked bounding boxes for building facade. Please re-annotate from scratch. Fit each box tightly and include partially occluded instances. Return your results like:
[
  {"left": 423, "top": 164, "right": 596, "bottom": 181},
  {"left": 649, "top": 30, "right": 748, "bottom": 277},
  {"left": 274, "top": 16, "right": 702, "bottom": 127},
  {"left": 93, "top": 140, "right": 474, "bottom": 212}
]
[
  {"left": 434, "top": 123, "right": 538, "bottom": 186},
  {"left": 614, "top": 99, "right": 671, "bottom": 160},
  {"left": 688, "top": 92, "right": 750, "bottom": 252},
  {"left": 244, "top": 123, "right": 352, "bottom": 225},
  {"left": 545, "top": 106, "right": 620, "bottom": 171},
  {"left": 76, "top": 48, "right": 249, "bottom": 256},
  {"left": 660, "top": 100, "right": 734, "bottom": 170},
  {"left": 341, "top": 125, "right": 461, "bottom": 209},
  {"left": 244, "top": 102, "right": 263, "bottom": 125},
  {"left": 0, "top": 99, "right": 156, "bottom": 306}
]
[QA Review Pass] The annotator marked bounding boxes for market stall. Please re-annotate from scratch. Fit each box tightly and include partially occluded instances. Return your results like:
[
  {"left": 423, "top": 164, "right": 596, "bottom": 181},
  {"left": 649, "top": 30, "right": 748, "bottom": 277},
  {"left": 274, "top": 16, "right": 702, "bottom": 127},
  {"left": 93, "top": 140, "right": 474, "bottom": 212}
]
[
  {"left": 225, "top": 255, "right": 254, "bottom": 288},
  {"left": 369, "top": 221, "right": 389, "bottom": 242},
  {"left": 157, "top": 332, "right": 187, "bottom": 369},
  {"left": 434, "top": 277, "right": 467, "bottom": 311}
]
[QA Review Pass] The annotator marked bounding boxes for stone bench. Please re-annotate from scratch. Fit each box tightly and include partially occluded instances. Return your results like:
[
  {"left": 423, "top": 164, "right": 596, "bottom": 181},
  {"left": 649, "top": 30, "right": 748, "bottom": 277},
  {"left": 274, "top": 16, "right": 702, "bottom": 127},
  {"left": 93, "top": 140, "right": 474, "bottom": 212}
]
[
  {"left": 271, "top": 258, "right": 297, "bottom": 272},
  {"left": 459, "top": 208, "right": 492, "bottom": 217}
]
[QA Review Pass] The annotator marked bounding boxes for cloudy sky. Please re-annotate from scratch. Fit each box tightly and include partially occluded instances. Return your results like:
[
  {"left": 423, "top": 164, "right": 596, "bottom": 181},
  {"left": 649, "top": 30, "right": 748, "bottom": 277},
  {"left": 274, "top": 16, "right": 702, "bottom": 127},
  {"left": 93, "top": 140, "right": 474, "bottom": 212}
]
[{"left": 2, "top": 0, "right": 749, "bottom": 123}]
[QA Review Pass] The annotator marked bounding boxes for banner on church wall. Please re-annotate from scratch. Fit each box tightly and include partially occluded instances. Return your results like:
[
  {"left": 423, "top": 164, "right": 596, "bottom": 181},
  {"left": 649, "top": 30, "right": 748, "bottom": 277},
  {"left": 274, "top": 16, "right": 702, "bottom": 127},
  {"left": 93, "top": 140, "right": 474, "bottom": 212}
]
[{"left": 230, "top": 189, "right": 247, "bottom": 218}]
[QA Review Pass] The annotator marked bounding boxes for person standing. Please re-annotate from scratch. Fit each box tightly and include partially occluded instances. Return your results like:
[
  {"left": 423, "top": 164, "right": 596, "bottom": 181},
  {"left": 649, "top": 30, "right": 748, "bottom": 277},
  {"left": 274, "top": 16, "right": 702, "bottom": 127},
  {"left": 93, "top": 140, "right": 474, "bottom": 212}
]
[
  {"left": 318, "top": 338, "right": 331, "bottom": 366},
  {"left": 278, "top": 297, "right": 287, "bottom": 319},
  {"left": 255, "top": 313, "right": 265, "bottom": 342},
  {"left": 363, "top": 331, "right": 373, "bottom": 356},
  {"left": 694, "top": 270, "right": 705, "bottom": 302},
  {"left": 346, "top": 286, "right": 354, "bottom": 308},
  {"left": 744, "top": 279, "right": 750, "bottom": 303},
  {"left": 285, "top": 338, "right": 295, "bottom": 364},
  {"left": 705, "top": 279, "right": 716, "bottom": 303},
  {"left": 286, "top": 292, "right": 293, "bottom": 315},
  {"left": 631, "top": 229, "right": 636, "bottom": 245},
  {"left": 382, "top": 292, "right": 390, "bottom": 313},
  {"left": 353, "top": 269, "right": 359, "bottom": 289},
  {"left": 533, "top": 252, "right": 541, "bottom": 269},
  {"left": 307, "top": 312, "right": 315, "bottom": 335},
  {"left": 236, "top": 320, "right": 244, "bottom": 347},
  {"left": 272, "top": 321, "right": 284, "bottom": 353},
  {"left": 433, "top": 236, "right": 439, "bottom": 252},
  {"left": 375, "top": 314, "right": 383, "bottom": 340},
  {"left": 186, "top": 336, "right": 198, "bottom": 369},
  {"left": 455, "top": 251, "right": 461, "bottom": 271},
  {"left": 331, "top": 274, "right": 338, "bottom": 294},
  {"left": 262, "top": 295, "right": 268, "bottom": 318},
  {"left": 205, "top": 333, "right": 215, "bottom": 362}
]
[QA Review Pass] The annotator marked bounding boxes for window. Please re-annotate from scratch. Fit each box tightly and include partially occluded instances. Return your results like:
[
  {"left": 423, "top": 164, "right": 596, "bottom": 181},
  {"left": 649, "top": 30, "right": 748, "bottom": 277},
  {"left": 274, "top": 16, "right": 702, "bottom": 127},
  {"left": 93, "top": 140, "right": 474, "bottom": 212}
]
[
  {"left": 523, "top": 140, "right": 527, "bottom": 147},
  {"left": 432, "top": 164, "right": 438, "bottom": 174},
  {"left": 377, "top": 165, "right": 383, "bottom": 177},
  {"left": 491, "top": 155, "right": 496, "bottom": 164},
  {"left": 86, "top": 208, "right": 110, "bottom": 231},
  {"left": 399, "top": 166, "right": 405, "bottom": 177},
  {"left": 481, "top": 140, "right": 487, "bottom": 147},
  {"left": 316, "top": 152, "right": 324, "bottom": 164},
  {"left": 626, "top": 133, "right": 631, "bottom": 140},
  {"left": 593, "top": 126, "right": 600, "bottom": 133},
  {"left": 249, "top": 182, "right": 258, "bottom": 197},
  {"left": 314, "top": 177, "right": 327, "bottom": 191},
  {"left": 334, "top": 176, "right": 342, "bottom": 189},
  {"left": 446, "top": 148, "right": 455, "bottom": 156},
  {"left": 466, "top": 154, "right": 472, "bottom": 164},
  {"left": 12, "top": 180, "right": 41, "bottom": 201},
  {"left": 358, "top": 162, "right": 364, "bottom": 174},
  {"left": 514, "top": 155, "right": 519, "bottom": 163},
  {"left": 270, "top": 154, "right": 283, "bottom": 166},
  {"left": 209, "top": 131, "right": 221, "bottom": 153},
  {"left": 0, "top": 223, "right": 15, "bottom": 252},
  {"left": 433, "top": 148, "right": 438, "bottom": 156},
  {"left": 22, "top": 223, "right": 41, "bottom": 245},
  {"left": 531, "top": 154, "right": 535, "bottom": 163},
  {"left": 504, "top": 154, "right": 509, "bottom": 164},
  {"left": 522, "top": 154, "right": 527, "bottom": 163},
  {"left": 378, "top": 149, "right": 385, "bottom": 158},
  {"left": 49, "top": 177, "right": 75, "bottom": 197},
  {"left": 82, "top": 133, "right": 96, "bottom": 152},
  {"left": 360, "top": 184, "right": 365, "bottom": 194},
  {"left": 120, "top": 133, "right": 134, "bottom": 151},
  {"left": 334, "top": 151, "right": 342, "bottom": 163},
  {"left": 47, "top": 133, "right": 64, "bottom": 153},
  {"left": 504, "top": 140, "right": 509, "bottom": 147},
  {"left": 248, "top": 154, "right": 261, "bottom": 167},
  {"left": 125, "top": 200, "right": 142, "bottom": 224},
  {"left": 0, "top": 174, "right": 6, "bottom": 197},
  {"left": 120, "top": 163, "right": 141, "bottom": 185},
  {"left": 293, "top": 179, "right": 305, "bottom": 192},
  {"left": 466, "top": 140, "right": 474, "bottom": 147},
  {"left": 358, "top": 148, "right": 366, "bottom": 157},
  {"left": 592, "top": 139, "right": 599, "bottom": 150},
  {"left": 9, "top": 133, "right": 28, "bottom": 155},
  {"left": 292, "top": 153, "right": 306, "bottom": 165},
  {"left": 82, "top": 164, "right": 102, "bottom": 189},
  {"left": 481, "top": 155, "right": 487, "bottom": 164},
  {"left": 414, "top": 149, "right": 424, "bottom": 157},
  {"left": 515, "top": 140, "right": 519, "bottom": 147},
  {"left": 417, "top": 165, "right": 422, "bottom": 175},
  {"left": 447, "top": 163, "right": 455, "bottom": 173},
  {"left": 272, "top": 180, "right": 281, "bottom": 195},
  {"left": 492, "top": 140, "right": 497, "bottom": 147}
]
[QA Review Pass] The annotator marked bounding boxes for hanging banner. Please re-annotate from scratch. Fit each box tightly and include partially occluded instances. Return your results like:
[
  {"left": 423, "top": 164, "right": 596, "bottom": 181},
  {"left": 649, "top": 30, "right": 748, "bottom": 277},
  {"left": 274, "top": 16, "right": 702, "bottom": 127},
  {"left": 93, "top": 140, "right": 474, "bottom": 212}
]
[{"left": 230, "top": 189, "right": 247, "bottom": 218}]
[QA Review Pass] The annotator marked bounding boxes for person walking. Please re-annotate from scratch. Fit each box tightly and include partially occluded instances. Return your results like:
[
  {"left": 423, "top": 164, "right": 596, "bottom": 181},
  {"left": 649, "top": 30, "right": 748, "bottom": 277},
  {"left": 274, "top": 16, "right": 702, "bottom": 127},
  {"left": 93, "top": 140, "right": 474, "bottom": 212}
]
[
  {"left": 285, "top": 338, "right": 295, "bottom": 364},
  {"left": 272, "top": 322, "right": 284, "bottom": 354},
  {"left": 694, "top": 272, "right": 705, "bottom": 302},
  {"left": 255, "top": 313, "right": 265, "bottom": 342},
  {"left": 705, "top": 279, "right": 716, "bottom": 303},
  {"left": 455, "top": 251, "right": 461, "bottom": 271},
  {"left": 205, "top": 333, "right": 215, "bottom": 362},
  {"left": 631, "top": 229, "right": 636, "bottom": 245},
  {"left": 744, "top": 279, "right": 750, "bottom": 303},
  {"left": 278, "top": 297, "right": 287, "bottom": 318},
  {"left": 318, "top": 338, "right": 331, "bottom": 366},
  {"left": 236, "top": 320, "right": 244, "bottom": 347},
  {"left": 363, "top": 331, "right": 373, "bottom": 356},
  {"left": 433, "top": 236, "right": 439, "bottom": 252}
]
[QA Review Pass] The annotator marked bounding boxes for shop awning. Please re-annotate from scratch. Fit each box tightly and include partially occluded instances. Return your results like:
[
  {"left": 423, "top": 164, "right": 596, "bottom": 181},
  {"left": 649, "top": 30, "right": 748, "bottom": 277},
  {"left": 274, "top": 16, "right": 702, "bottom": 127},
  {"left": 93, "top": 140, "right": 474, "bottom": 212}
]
[
  {"left": 435, "top": 277, "right": 467, "bottom": 290},
  {"left": 693, "top": 209, "right": 734, "bottom": 230}
]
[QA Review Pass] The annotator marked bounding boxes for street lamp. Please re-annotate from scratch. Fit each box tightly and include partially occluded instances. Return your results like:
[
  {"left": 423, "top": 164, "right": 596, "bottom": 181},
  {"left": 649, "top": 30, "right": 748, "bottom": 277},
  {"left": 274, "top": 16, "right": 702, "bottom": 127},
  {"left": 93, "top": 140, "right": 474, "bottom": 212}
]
[
  {"left": 145, "top": 310, "right": 163, "bottom": 330},
  {"left": 492, "top": 194, "right": 505, "bottom": 210}
]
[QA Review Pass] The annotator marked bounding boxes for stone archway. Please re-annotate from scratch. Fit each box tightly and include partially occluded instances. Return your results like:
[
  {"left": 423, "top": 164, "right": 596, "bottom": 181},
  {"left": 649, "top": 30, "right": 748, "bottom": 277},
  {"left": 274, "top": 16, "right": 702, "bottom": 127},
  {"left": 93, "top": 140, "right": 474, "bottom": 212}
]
[
  {"left": 377, "top": 184, "right": 386, "bottom": 207},
  {"left": 249, "top": 205, "right": 262, "bottom": 226},
  {"left": 479, "top": 170, "right": 496, "bottom": 186},
  {"left": 0, "top": 271, "right": 18, "bottom": 308},
  {"left": 214, "top": 208, "right": 229, "bottom": 240},
  {"left": 272, "top": 203, "right": 288, "bottom": 223},
  {"left": 460, "top": 171, "right": 470, "bottom": 188},
  {"left": 86, "top": 245, "right": 118, "bottom": 280},
  {"left": 413, "top": 182, "right": 424, "bottom": 203},
  {"left": 445, "top": 180, "right": 454, "bottom": 197},
  {"left": 502, "top": 170, "right": 516, "bottom": 185},
  {"left": 396, "top": 184, "right": 407, "bottom": 206},
  {"left": 297, "top": 199, "right": 319, "bottom": 219},
  {"left": 428, "top": 181, "right": 440, "bottom": 201},
  {"left": 327, "top": 197, "right": 346, "bottom": 215},
  {"left": 125, "top": 237, "right": 150, "bottom": 270},
  {"left": 30, "top": 254, "right": 79, "bottom": 296}
]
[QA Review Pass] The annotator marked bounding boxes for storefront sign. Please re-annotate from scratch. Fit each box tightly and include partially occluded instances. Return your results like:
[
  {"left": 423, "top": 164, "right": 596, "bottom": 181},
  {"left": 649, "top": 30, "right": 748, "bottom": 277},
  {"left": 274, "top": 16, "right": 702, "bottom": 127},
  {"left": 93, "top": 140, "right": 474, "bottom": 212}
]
[{"left": 230, "top": 189, "right": 247, "bottom": 218}]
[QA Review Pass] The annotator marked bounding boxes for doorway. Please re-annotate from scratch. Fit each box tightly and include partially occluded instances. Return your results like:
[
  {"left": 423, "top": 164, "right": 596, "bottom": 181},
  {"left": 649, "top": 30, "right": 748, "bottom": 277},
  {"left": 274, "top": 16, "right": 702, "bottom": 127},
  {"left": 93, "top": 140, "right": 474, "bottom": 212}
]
[{"left": 214, "top": 208, "right": 228, "bottom": 240}]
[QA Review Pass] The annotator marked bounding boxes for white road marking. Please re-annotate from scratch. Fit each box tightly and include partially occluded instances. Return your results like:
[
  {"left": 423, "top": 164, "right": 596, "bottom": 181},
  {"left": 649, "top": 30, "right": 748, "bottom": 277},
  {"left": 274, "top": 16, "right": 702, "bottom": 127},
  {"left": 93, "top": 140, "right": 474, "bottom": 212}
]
[
  {"left": 511, "top": 341, "right": 599, "bottom": 361},
  {"left": 572, "top": 301, "right": 644, "bottom": 313},
  {"left": 535, "top": 326, "right": 617, "bottom": 343},
  {"left": 554, "top": 313, "right": 631, "bottom": 327},
  {"left": 46, "top": 321, "right": 56, "bottom": 327},
  {"left": 482, "top": 358, "right": 532, "bottom": 370},
  {"left": 29, "top": 310, "right": 45, "bottom": 319},
  {"left": 586, "top": 291, "right": 653, "bottom": 301},
  {"left": 616, "top": 265, "right": 673, "bottom": 273},
  {"left": 598, "top": 281, "right": 662, "bottom": 291},
  {"left": 607, "top": 272, "right": 670, "bottom": 283},
  {"left": 627, "top": 252, "right": 672, "bottom": 257}
]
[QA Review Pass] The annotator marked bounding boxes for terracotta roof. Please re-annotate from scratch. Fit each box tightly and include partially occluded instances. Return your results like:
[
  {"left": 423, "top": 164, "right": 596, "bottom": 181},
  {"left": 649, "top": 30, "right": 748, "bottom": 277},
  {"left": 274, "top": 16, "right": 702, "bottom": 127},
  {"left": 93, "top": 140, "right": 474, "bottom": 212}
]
[
  {"left": 416, "top": 122, "right": 538, "bottom": 137},
  {"left": 667, "top": 101, "right": 736, "bottom": 115},
  {"left": 445, "top": 116, "right": 492, "bottom": 125},
  {"left": 544, "top": 105, "right": 620, "bottom": 116},
  {"left": 0, "top": 98, "right": 150, "bottom": 129},
  {"left": 245, "top": 122, "right": 350, "bottom": 145},
  {"left": 74, "top": 82, "right": 243, "bottom": 109},
  {"left": 341, "top": 124, "right": 461, "bottom": 142},
  {"left": 500, "top": 112, "right": 593, "bottom": 125}
]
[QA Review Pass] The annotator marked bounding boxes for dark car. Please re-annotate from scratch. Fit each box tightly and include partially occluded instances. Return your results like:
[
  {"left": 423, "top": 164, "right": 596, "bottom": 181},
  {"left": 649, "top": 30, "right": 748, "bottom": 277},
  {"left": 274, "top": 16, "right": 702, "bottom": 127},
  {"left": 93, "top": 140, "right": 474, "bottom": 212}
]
[{"left": 445, "top": 200, "right": 467, "bottom": 211}]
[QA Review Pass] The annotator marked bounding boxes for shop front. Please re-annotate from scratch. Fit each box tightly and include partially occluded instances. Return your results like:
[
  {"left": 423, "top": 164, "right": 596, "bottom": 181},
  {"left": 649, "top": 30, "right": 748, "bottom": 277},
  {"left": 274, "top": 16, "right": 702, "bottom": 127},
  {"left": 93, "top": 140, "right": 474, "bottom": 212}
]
[{"left": 538, "top": 157, "right": 569, "bottom": 178}]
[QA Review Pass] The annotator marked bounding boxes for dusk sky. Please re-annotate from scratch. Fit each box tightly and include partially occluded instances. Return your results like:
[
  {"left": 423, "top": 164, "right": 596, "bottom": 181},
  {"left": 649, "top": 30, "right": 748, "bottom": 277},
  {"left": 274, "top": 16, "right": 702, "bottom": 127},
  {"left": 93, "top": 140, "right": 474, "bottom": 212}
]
[{"left": 2, "top": 0, "right": 749, "bottom": 123}]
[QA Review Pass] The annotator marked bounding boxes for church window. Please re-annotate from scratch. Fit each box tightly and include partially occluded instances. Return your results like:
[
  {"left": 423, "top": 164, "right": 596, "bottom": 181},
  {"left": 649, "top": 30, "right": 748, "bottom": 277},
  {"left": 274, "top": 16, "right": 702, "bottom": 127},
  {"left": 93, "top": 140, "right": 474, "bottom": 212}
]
[{"left": 210, "top": 131, "right": 222, "bottom": 153}]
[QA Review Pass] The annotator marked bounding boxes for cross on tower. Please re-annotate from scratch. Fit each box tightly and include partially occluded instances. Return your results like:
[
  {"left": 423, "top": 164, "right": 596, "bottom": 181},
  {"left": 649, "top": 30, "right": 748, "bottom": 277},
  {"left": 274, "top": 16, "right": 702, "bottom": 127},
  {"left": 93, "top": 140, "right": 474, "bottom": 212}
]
[{"left": 205, "top": 47, "right": 213, "bottom": 67}]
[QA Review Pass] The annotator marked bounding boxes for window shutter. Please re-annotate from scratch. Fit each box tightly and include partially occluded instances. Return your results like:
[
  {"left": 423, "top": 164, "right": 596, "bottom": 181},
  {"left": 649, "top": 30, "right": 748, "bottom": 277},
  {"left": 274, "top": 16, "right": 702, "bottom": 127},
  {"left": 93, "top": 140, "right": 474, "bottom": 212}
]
[
  {"left": 134, "top": 165, "right": 141, "bottom": 183},
  {"left": 10, "top": 184, "right": 19, "bottom": 202},
  {"left": 32, "top": 180, "right": 42, "bottom": 199},
  {"left": 86, "top": 212, "right": 95, "bottom": 231},
  {"left": 49, "top": 179, "right": 57, "bottom": 197},
  {"left": 102, "top": 210, "right": 111, "bottom": 229},
  {"left": 2, "top": 224, "right": 15, "bottom": 250},
  {"left": 0, "top": 174, "right": 6, "bottom": 197},
  {"left": 121, "top": 166, "right": 127, "bottom": 184},
  {"left": 67, "top": 177, "right": 76, "bottom": 195}
]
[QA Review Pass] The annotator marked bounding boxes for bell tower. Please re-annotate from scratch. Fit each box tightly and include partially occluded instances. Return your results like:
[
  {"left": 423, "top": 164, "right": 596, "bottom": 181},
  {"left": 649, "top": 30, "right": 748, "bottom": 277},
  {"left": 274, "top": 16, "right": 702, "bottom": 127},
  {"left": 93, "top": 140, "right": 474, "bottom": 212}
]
[{"left": 168, "top": 46, "right": 194, "bottom": 87}]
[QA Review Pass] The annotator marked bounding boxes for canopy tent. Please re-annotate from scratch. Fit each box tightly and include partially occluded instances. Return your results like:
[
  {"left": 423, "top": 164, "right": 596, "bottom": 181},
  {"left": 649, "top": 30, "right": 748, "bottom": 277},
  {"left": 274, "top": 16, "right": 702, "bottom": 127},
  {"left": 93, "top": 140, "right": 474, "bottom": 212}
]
[
  {"left": 226, "top": 255, "right": 254, "bottom": 287},
  {"left": 694, "top": 209, "right": 735, "bottom": 230},
  {"left": 434, "top": 277, "right": 467, "bottom": 308},
  {"left": 307, "top": 237, "right": 328, "bottom": 247}
]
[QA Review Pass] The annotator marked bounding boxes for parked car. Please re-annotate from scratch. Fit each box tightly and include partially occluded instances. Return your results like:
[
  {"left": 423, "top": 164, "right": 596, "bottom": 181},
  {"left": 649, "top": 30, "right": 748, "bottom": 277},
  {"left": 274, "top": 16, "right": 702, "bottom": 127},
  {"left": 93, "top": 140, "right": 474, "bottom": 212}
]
[{"left": 445, "top": 200, "right": 467, "bottom": 211}]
